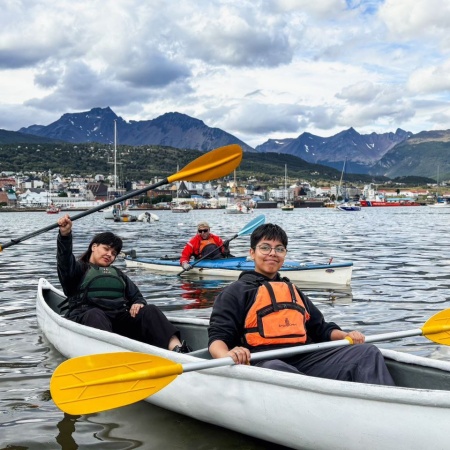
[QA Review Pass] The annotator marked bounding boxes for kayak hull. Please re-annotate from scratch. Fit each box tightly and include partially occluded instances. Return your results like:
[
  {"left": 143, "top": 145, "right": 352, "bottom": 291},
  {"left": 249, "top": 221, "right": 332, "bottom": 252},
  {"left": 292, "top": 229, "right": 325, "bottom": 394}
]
[
  {"left": 37, "top": 278, "right": 450, "bottom": 450},
  {"left": 125, "top": 256, "right": 353, "bottom": 285}
]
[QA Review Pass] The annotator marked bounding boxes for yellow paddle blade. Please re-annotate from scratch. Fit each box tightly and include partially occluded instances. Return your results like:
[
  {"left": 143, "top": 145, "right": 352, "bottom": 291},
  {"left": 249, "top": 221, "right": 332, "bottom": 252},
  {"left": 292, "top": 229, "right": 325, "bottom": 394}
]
[
  {"left": 168, "top": 144, "right": 242, "bottom": 183},
  {"left": 422, "top": 309, "right": 450, "bottom": 345},
  {"left": 51, "top": 352, "right": 182, "bottom": 415}
]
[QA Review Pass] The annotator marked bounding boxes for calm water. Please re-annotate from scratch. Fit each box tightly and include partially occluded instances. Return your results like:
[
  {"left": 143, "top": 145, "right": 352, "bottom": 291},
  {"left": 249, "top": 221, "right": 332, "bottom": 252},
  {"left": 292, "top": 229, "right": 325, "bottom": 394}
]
[{"left": 1, "top": 207, "right": 449, "bottom": 449}]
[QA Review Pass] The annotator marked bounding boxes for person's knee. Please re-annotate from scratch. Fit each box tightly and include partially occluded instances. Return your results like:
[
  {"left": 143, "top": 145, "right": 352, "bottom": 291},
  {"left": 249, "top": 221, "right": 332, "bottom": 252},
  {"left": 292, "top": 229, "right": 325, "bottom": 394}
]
[
  {"left": 82, "top": 308, "right": 110, "bottom": 328},
  {"left": 361, "top": 343, "right": 384, "bottom": 358},
  {"left": 349, "top": 343, "right": 380, "bottom": 358},
  {"left": 137, "top": 304, "right": 160, "bottom": 319}
]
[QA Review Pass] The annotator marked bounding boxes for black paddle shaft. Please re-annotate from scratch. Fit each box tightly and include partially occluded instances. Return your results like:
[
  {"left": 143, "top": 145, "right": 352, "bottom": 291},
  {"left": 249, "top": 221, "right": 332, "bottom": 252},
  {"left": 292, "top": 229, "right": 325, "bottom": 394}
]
[
  {"left": 0, "top": 178, "right": 168, "bottom": 250},
  {"left": 177, "top": 233, "right": 238, "bottom": 276}
]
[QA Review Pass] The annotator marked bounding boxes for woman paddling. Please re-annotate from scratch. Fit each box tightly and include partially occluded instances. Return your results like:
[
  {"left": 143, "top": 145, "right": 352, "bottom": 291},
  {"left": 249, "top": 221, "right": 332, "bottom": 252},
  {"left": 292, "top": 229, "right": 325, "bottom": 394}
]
[
  {"left": 57, "top": 214, "right": 190, "bottom": 353},
  {"left": 208, "top": 223, "right": 394, "bottom": 385}
]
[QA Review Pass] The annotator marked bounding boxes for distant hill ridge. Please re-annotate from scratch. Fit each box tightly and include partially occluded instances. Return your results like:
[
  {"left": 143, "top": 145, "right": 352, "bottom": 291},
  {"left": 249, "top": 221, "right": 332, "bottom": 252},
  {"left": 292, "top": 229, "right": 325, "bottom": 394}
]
[
  {"left": 17, "top": 107, "right": 254, "bottom": 153},
  {"left": 255, "top": 128, "right": 411, "bottom": 174},
  {"left": 1, "top": 106, "right": 449, "bottom": 178}
]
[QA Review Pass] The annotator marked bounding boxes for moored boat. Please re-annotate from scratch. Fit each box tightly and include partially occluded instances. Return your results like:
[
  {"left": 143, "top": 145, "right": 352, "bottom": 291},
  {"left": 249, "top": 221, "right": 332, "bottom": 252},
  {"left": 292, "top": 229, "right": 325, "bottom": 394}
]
[
  {"left": 428, "top": 199, "right": 450, "bottom": 208},
  {"left": 46, "top": 204, "right": 61, "bottom": 214},
  {"left": 335, "top": 202, "right": 361, "bottom": 211},
  {"left": 281, "top": 202, "right": 294, "bottom": 211},
  {"left": 113, "top": 212, "right": 137, "bottom": 222},
  {"left": 37, "top": 278, "right": 450, "bottom": 450},
  {"left": 224, "top": 202, "right": 250, "bottom": 214},
  {"left": 124, "top": 254, "right": 353, "bottom": 285},
  {"left": 103, "top": 204, "right": 132, "bottom": 219},
  {"left": 360, "top": 199, "right": 421, "bottom": 207},
  {"left": 171, "top": 203, "right": 192, "bottom": 213},
  {"left": 281, "top": 164, "right": 294, "bottom": 211}
]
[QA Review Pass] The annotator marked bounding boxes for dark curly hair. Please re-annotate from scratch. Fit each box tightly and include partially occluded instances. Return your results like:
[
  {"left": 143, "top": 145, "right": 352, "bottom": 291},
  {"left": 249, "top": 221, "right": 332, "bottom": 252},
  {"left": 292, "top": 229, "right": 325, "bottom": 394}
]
[
  {"left": 79, "top": 232, "right": 123, "bottom": 263},
  {"left": 250, "top": 223, "right": 288, "bottom": 249}
]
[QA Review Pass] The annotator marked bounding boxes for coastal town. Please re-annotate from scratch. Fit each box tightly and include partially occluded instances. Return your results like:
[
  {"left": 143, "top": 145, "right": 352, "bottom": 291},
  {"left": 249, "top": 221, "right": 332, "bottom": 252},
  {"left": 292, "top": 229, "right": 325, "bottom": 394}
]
[{"left": 0, "top": 169, "right": 447, "bottom": 212}]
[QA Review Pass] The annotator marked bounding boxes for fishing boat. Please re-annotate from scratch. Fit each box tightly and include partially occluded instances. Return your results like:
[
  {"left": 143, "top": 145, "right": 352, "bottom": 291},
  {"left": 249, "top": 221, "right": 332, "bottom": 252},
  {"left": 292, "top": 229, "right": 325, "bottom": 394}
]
[
  {"left": 37, "top": 278, "right": 450, "bottom": 450},
  {"left": 124, "top": 254, "right": 353, "bottom": 285}
]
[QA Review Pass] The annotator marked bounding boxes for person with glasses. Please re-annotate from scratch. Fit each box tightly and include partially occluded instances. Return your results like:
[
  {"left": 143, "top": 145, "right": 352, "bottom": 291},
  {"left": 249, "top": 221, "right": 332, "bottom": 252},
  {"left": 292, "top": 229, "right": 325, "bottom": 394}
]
[
  {"left": 179, "top": 221, "right": 231, "bottom": 271},
  {"left": 208, "top": 223, "right": 394, "bottom": 385},
  {"left": 56, "top": 214, "right": 191, "bottom": 353}
]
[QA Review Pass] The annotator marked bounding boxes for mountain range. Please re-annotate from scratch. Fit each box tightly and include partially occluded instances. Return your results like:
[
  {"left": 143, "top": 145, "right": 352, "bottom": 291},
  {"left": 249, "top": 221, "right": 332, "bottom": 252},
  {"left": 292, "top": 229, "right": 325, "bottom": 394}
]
[{"left": 3, "top": 107, "right": 450, "bottom": 179}]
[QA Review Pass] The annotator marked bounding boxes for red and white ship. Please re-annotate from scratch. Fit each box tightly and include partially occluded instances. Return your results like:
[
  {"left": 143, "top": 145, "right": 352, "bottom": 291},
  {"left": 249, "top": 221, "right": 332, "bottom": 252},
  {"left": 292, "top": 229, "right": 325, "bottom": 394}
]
[{"left": 359, "top": 199, "right": 421, "bottom": 207}]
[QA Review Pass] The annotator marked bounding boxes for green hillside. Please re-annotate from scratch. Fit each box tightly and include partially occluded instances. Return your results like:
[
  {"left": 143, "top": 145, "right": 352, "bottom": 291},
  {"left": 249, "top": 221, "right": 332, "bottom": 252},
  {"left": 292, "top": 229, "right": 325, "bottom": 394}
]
[
  {"left": 0, "top": 129, "right": 61, "bottom": 145},
  {"left": 0, "top": 142, "right": 384, "bottom": 184},
  {"left": 381, "top": 140, "right": 450, "bottom": 180}
]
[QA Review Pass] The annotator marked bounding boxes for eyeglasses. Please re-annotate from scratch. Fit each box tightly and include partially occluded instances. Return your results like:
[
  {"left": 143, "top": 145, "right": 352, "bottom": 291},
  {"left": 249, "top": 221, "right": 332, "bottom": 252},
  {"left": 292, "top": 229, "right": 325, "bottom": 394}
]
[
  {"left": 198, "top": 229, "right": 209, "bottom": 233},
  {"left": 256, "top": 244, "right": 287, "bottom": 255}
]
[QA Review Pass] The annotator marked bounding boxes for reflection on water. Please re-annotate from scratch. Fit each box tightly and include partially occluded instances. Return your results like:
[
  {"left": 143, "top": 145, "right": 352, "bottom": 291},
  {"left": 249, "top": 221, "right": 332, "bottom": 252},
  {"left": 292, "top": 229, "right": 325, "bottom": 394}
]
[{"left": 0, "top": 207, "right": 449, "bottom": 448}]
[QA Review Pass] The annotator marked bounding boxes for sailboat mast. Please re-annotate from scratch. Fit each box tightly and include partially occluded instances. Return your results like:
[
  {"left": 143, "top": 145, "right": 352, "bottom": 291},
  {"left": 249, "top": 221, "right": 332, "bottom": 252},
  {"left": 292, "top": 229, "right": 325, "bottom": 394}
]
[
  {"left": 48, "top": 169, "right": 51, "bottom": 205},
  {"left": 177, "top": 164, "right": 180, "bottom": 203},
  {"left": 436, "top": 165, "right": 440, "bottom": 199},
  {"left": 114, "top": 120, "right": 117, "bottom": 192},
  {"left": 338, "top": 159, "right": 346, "bottom": 199},
  {"left": 285, "top": 164, "right": 287, "bottom": 202}
]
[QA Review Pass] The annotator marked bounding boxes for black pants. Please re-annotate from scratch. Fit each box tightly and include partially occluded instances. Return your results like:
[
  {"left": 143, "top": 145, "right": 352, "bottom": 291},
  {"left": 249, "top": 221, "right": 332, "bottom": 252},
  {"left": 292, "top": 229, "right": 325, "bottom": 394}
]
[
  {"left": 254, "top": 344, "right": 395, "bottom": 386},
  {"left": 68, "top": 304, "right": 179, "bottom": 349}
]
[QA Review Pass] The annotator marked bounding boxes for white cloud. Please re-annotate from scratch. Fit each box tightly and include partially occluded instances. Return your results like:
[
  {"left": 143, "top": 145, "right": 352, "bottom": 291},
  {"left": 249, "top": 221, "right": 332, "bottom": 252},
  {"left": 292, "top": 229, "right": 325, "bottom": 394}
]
[
  {"left": 379, "top": 0, "right": 450, "bottom": 45},
  {"left": 408, "top": 60, "right": 450, "bottom": 94},
  {"left": 2, "top": 0, "right": 450, "bottom": 146}
]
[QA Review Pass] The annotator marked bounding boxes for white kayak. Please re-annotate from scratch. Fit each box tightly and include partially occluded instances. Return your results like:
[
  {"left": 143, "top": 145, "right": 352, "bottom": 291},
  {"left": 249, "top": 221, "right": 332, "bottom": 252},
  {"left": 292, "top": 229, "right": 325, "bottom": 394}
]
[
  {"left": 124, "top": 255, "right": 353, "bottom": 285},
  {"left": 37, "top": 278, "right": 450, "bottom": 450}
]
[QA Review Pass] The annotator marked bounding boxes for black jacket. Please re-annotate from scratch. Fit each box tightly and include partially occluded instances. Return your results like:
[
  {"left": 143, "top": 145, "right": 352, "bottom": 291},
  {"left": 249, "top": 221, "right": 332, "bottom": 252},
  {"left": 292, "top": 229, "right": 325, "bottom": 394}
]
[
  {"left": 57, "top": 232, "right": 147, "bottom": 312},
  {"left": 208, "top": 270, "right": 341, "bottom": 352}
]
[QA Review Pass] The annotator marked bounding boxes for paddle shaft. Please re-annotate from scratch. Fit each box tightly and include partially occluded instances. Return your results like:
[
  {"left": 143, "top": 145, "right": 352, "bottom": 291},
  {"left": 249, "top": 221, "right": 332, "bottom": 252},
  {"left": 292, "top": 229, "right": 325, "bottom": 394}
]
[
  {"left": 0, "top": 178, "right": 169, "bottom": 250},
  {"left": 181, "top": 328, "right": 430, "bottom": 373},
  {"left": 61, "top": 326, "right": 435, "bottom": 387},
  {"left": 177, "top": 234, "right": 237, "bottom": 276},
  {"left": 0, "top": 144, "right": 244, "bottom": 252},
  {"left": 50, "top": 310, "right": 450, "bottom": 414},
  {"left": 177, "top": 214, "right": 265, "bottom": 276}
]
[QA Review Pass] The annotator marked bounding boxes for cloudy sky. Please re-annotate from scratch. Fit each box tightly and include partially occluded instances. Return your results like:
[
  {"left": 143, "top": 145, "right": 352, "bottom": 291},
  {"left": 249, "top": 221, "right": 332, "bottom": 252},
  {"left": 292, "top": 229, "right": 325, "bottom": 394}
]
[{"left": 1, "top": 0, "right": 450, "bottom": 147}]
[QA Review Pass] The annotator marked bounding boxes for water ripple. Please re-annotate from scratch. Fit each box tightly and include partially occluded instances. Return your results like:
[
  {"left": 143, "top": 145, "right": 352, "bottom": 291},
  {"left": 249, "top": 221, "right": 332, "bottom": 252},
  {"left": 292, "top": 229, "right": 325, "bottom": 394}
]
[{"left": 0, "top": 208, "right": 449, "bottom": 448}]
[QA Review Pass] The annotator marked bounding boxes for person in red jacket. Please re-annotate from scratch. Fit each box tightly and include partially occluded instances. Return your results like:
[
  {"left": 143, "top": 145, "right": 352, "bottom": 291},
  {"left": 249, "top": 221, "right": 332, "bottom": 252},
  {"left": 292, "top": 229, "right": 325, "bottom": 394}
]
[{"left": 180, "top": 221, "right": 230, "bottom": 271}]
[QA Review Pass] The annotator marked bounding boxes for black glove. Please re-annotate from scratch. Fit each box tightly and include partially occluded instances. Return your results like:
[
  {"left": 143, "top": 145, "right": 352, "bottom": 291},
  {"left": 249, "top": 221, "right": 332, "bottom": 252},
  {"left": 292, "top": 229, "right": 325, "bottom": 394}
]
[{"left": 222, "top": 240, "right": 231, "bottom": 257}]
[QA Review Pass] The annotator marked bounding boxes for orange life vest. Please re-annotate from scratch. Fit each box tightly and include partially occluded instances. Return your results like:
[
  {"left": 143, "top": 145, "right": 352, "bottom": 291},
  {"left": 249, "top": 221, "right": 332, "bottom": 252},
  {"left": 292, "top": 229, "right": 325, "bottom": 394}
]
[{"left": 244, "top": 281, "right": 310, "bottom": 347}]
